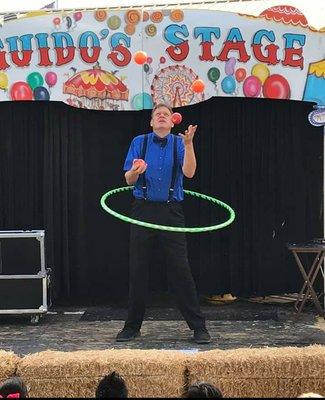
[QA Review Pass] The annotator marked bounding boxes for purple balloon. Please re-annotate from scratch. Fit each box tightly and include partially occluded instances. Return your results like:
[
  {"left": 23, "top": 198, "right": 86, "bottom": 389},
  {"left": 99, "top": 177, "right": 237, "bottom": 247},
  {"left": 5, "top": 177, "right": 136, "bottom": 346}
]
[
  {"left": 243, "top": 75, "right": 262, "bottom": 97},
  {"left": 45, "top": 71, "right": 57, "bottom": 87},
  {"left": 225, "top": 57, "right": 236, "bottom": 76}
]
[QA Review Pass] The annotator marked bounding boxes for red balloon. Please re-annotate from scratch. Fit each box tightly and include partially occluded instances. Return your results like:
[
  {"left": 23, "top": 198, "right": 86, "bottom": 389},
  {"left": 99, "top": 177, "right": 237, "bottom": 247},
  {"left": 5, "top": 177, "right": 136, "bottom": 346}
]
[
  {"left": 191, "top": 79, "right": 205, "bottom": 93},
  {"left": 160, "top": 56, "right": 166, "bottom": 64},
  {"left": 263, "top": 74, "right": 291, "bottom": 99},
  {"left": 53, "top": 17, "right": 61, "bottom": 25},
  {"left": 171, "top": 112, "right": 182, "bottom": 125},
  {"left": 235, "top": 68, "right": 246, "bottom": 83},
  {"left": 10, "top": 82, "right": 33, "bottom": 101},
  {"left": 134, "top": 51, "right": 147, "bottom": 65},
  {"left": 147, "top": 56, "right": 153, "bottom": 64}
]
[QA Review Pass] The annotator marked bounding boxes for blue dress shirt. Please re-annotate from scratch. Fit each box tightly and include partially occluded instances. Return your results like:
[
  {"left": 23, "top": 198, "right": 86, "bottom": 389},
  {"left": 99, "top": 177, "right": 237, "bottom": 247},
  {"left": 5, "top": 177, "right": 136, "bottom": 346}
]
[{"left": 123, "top": 132, "right": 185, "bottom": 202}]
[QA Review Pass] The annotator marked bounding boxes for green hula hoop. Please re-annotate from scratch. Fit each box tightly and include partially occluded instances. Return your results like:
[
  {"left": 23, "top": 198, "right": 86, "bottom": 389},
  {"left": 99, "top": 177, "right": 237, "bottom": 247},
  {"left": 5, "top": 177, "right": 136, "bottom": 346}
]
[{"left": 100, "top": 186, "right": 235, "bottom": 233}]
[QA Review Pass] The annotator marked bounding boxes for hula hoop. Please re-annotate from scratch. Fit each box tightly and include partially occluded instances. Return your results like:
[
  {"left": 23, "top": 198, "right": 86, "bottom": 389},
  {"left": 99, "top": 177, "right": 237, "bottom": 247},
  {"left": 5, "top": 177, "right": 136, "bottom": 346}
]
[{"left": 100, "top": 186, "right": 235, "bottom": 233}]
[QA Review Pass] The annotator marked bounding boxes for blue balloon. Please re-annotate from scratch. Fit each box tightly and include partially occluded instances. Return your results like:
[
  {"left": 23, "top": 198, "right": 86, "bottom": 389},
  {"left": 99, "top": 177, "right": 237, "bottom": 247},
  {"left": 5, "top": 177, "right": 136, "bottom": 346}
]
[
  {"left": 33, "top": 86, "right": 50, "bottom": 101},
  {"left": 132, "top": 92, "right": 153, "bottom": 110},
  {"left": 221, "top": 76, "right": 236, "bottom": 94}
]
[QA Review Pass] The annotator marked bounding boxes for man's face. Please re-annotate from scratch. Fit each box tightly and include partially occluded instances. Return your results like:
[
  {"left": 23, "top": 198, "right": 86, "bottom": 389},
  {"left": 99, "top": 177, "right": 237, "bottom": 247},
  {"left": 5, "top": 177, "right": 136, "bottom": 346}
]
[{"left": 151, "top": 106, "right": 174, "bottom": 132}]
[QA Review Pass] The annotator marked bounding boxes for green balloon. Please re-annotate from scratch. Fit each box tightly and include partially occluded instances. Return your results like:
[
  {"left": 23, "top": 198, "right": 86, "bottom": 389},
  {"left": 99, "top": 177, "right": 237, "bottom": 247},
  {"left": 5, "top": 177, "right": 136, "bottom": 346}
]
[
  {"left": 143, "top": 63, "right": 150, "bottom": 73},
  {"left": 27, "top": 72, "right": 44, "bottom": 90},
  {"left": 207, "top": 67, "right": 220, "bottom": 83}
]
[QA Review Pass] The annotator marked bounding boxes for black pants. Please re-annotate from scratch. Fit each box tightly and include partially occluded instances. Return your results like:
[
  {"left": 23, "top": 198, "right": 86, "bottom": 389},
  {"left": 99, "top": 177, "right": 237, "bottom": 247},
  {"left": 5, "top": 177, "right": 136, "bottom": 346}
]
[{"left": 124, "top": 199, "right": 206, "bottom": 331}]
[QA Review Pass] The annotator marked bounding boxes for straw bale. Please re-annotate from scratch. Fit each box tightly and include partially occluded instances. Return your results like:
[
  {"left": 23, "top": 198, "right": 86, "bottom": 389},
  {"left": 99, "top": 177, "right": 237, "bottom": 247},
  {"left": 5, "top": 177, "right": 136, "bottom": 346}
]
[
  {"left": 18, "top": 349, "right": 187, "bottom": 398},
  {"left": 0, "top": 350, "right": 20, "bottom": 380},
  {"left": 187, "top": 345, "right": 325, "bottom": 398}
]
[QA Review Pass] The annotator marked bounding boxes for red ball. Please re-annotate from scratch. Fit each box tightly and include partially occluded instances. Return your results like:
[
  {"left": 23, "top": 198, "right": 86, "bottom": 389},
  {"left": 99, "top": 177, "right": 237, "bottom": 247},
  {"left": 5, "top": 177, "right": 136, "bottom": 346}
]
[
  {"left": 191, "top": 79, "right": 205, "bottom": 93},
  {"left": 133, "top": 158, "right": 146, "bottom": 168},
  {"left": 134, "top": 51, "right": 147, "bottom": 65},
  {"left": 171, "top": 112, "right": 182, "bottom": 125}
]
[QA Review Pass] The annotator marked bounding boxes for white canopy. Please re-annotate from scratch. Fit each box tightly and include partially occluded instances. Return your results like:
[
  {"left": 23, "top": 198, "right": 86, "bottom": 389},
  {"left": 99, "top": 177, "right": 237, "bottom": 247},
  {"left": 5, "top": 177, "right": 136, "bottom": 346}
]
[{"left": 0, "top": 0, "right": 324, "bottom": 29}]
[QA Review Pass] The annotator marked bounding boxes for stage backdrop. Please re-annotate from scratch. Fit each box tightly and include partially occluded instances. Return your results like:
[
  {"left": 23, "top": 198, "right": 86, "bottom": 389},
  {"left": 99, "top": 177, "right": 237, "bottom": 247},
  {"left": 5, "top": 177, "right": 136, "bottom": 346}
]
[
  {"left": 0, "top": 5, "right": 324, "bottom": 110},
  {"left": 0, "top": 97, "right": 322, "bottom": 304}
]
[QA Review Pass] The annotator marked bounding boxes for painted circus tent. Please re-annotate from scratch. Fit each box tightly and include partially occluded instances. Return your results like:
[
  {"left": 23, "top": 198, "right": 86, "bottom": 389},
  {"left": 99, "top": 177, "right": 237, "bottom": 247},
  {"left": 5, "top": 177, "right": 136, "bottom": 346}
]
[{"left": 0, "top": 4, "right": 324, "bottom": 111}]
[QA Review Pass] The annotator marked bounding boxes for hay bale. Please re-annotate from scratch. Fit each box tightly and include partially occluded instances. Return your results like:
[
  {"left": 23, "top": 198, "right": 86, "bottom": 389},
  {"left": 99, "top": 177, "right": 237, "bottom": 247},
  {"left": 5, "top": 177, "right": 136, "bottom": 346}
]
[
  {"left": 0, "top": 350, "right": 20, "bottom": 380},
  {"left": 187, "top": 345, "right": 325, "bottom": 398},
  {"left": 18, "top": 349, "right": 187, "bottom": 398}
]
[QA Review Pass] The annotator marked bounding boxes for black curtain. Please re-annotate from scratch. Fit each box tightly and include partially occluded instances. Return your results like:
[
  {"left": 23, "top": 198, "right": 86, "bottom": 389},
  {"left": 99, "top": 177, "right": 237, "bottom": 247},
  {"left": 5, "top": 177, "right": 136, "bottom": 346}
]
[{"left": 0, "top": 97, "right": 322, "bottom": 304}]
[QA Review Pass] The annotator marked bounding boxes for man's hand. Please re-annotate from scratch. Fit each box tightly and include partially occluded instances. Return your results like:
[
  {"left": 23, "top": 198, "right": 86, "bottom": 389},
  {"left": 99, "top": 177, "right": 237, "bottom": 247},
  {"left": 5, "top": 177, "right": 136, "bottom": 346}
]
[
  {"left": 179, "top": 124, "right": 197, "bottom": 146},
  {"left": 131, "top": 159, "right": 147, "bottom": 174}
]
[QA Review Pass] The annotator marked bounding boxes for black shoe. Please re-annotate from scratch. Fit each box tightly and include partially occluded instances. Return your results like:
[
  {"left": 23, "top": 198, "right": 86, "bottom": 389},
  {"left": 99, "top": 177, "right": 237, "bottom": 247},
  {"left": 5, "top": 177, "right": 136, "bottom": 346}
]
[
  {"left": 193, "top": 328, "right": 211, "bottom": 344},
  {"left": 116, "top": 328, "right": 141, "bottom": 342}
]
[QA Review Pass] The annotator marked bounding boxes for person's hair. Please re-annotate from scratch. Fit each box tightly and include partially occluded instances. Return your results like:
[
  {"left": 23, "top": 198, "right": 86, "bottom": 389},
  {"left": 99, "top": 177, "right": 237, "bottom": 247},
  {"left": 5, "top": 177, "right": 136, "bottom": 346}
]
[
  {"left": 151, "top": 103, "right": 173, "bottom": 117},
  {"left": 0, "top": 377, "right": 28, "bottom": 398},
  {"left": 182, "top": 382, "right": 223, "bottom": 398},
  {"left": 95, "top": 371, "right": 128, "bottom": 398}
]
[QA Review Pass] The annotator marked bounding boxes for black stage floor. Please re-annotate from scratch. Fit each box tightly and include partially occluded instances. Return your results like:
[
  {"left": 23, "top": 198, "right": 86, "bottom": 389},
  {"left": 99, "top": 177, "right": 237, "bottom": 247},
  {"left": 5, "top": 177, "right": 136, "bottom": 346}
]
[{"left": 0, "top": 298, "right": 324, "bottom": 356}]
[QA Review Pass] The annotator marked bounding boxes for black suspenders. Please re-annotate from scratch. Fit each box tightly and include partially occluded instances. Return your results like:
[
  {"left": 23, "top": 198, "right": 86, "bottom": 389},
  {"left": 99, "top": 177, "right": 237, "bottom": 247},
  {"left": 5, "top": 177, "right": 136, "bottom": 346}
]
[
  {"left": 140, "top": 134, "right": 149, "bottom": 200},
  {"left": 140, "top": 134, "right": 178, "bottom": 202}
]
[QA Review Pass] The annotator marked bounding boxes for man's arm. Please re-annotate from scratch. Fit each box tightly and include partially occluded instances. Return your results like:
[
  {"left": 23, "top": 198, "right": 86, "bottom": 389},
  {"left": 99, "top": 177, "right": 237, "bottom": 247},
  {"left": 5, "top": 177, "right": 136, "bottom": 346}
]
[
  {"left": 125, "top": 161, "right": 147, "bottom": 185},
  {"left": 182, "top": 142, "right": 197, "bottom": 178},
  {"left": 179, "top": 125, "right": 197, "bottom": 178}
]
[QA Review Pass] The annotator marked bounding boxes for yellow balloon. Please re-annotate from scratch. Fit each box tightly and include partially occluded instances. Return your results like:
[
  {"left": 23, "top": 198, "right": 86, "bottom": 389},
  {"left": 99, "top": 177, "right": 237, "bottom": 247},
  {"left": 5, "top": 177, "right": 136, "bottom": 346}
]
[
  {"left": 0, "top": 71, "right": 8, "bottom": 90},
  {"left": 251, "top": 63, "right": 270, "bottom": 84}
]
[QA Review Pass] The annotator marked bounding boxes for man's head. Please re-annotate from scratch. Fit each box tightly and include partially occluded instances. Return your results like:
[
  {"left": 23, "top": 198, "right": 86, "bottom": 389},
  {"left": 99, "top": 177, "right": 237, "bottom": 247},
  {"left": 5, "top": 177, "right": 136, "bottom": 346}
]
[
  {"left": 150, "top": 103, "right": 174, "bottom": 135},
  {"left": 95, "top": 371, "right": 128, "bottom": 398},
  {"left": 182, "top": 382, "right": 223, "bottom": 398}
]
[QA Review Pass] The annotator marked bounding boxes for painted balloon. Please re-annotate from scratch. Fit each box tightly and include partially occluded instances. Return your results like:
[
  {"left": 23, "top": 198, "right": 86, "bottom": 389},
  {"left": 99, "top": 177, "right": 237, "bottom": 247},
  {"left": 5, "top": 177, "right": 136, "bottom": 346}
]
[
  {"left": 10, "top": 82, "right": 33, "bottom": 101},
  {"left": 45, "top": 71, "right": 57, "bottom": 87},
  {"left": 160, "top": 56, "right": 166, "bottom": 64},
  {"left": 243, "top": 75, "right": 262, "bottom": 97},
  {"left": 27, "top": 72, "right": 44, "bottom": 90},
  {"left": 0, "top": 71, "right": 9, "bottom": 90},
  {"left": 73, "top": 12, "right": 82, "bottom": 21},
  {"left": 132, "top": 92, "right": 153, "bottom": 110},
  {"left": 225, "top": 57, "right": 236, "bottom": 76},
  {"left": 191, "top": 79, "right": 205, "bottom": 93},
  {"left": 263, "top": 74, "right": 290, "bottom": 99},
  {"left": 251, "top": 63, "right": 270, "bottom": 84},
  {"left": 147, "top": 57, "right": 153, "bottom": 64},
  {"left": 207, "top": 67, "right": 220, "bottom": 83},
  {"left": 34, "top": 86, "right": 50, "bottom": 101},
  {"left": 235, "top": 68, "right": 246, "bottom": 83},
  {"left": 143, "top": 63, "right": 150, "bottom": 73},
  {"left": 66, "top": 16, "right": 72, "bottom": 29},
  {"left": 221, "top": 76, "right": 236, "bottom": 94},
  {"left": 53, "top": 17, "right": 60, "bottom": 25},
  {"left": 134, "top": 50, "right": 147, "bottom": 65}
]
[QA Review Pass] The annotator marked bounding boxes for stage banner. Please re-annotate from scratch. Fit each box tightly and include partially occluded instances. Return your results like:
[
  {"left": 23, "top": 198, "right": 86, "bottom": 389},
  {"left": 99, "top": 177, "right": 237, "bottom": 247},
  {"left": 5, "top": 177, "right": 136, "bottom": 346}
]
[{"left": 0, "top": 6, "right": 324, "bottom": 111}]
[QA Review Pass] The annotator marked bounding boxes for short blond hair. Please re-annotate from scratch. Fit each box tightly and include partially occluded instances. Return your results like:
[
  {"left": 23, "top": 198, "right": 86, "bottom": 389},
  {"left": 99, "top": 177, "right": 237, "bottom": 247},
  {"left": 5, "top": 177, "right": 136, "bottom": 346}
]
[{"left": 151, "top": 103, "right": 173, "bottom": 117}]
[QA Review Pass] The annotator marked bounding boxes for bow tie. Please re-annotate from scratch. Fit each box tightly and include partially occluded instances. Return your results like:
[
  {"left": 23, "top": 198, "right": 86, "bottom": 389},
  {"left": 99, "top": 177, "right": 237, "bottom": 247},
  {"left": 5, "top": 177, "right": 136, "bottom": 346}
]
[{"left": 153, "top": 136, "right": 168, "bottom": 146}]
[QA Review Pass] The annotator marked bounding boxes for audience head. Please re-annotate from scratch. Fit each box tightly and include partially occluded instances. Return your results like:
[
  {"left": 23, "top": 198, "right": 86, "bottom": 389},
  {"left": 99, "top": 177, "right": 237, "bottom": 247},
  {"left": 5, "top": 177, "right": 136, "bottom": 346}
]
[
  {"left": 182, "top": 382, "right": 223, "bottom": 398},
  {"left": 95, "top": 371, "right": 128, "bottom": 398},
  {"left": 0, "top": 377, "right": 28, "bottom": 398}
]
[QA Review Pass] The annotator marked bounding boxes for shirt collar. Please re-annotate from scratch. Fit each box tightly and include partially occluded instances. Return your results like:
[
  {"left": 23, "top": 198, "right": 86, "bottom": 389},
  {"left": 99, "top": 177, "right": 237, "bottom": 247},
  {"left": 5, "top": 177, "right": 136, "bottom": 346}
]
[{"left": 151, "top": 132, "right": 171, "bottom": 141}]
